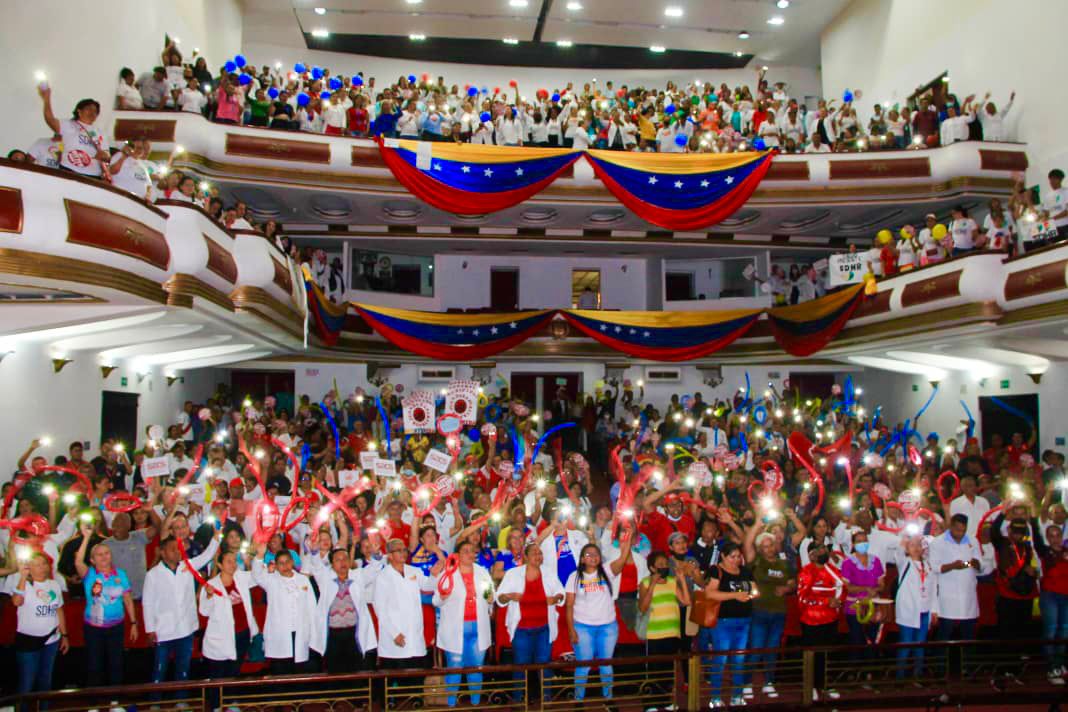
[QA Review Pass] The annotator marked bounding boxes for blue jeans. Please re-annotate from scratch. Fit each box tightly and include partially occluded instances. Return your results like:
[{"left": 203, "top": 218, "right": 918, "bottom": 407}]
[
  {"left": 17, "top": 640, "right": 59, "bottom": 695},
  {"left": 512, "top": 625, "right": 551, "bottom": 701},
  {"left": 1040, "top": 591, "right": 1068, "bottom": 671},
  {"left": 896, "top": 612, "right": 930, "bottom": 678},
  {"left": 152, "top": 633, "right": 194, "bottom": 697},
  {"left": 701, "top": 617, "right": 750, "bottom": 699},
  {"left": 573, "top": 621, "right": 618, "bottom": 700},
  {"left": 747, "top": 610, "right": 785, "bottom": 683},
  {"left": 444, "top": 621, "right": 485, "bottom": 707}
]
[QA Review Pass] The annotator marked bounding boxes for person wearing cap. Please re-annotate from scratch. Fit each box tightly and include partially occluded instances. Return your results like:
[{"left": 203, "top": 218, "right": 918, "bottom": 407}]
[
  {"left": 743, "top": 520, "right": 795, "bottom": 699},
  {"left": 374, "top": 538, "right": 441, "bottom": 674},
  {"left": 642, "top": 480, "right": 696, "bottom": 553},
  {"left": 989, "top": 507, "right": 1041, "bottom": 640}
]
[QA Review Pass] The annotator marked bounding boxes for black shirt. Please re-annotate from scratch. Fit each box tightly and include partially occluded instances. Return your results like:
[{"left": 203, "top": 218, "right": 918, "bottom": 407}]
[{"left": 712, "top": 564, "right": 754, "bottom": 618}]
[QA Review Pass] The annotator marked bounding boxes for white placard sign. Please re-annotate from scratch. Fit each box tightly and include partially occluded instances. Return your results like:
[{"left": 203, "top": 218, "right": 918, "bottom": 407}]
[
  {"left": 373, "top": 459, "right": 397, "bottom": 478},
  {"left": 445, "top": 379, "right": 480, "bottom": 425},
  {"left": 403, "top": 390, "right": 436, "bottom": 433},
  {"left": 142, "top": 456, "right": 171, "bottom": 479},
  {"left": 359, "top": 451, "right": 378, "bottom": 470},
  {"left": 186, "top": 483, "right": 207, "bottom": 504},
  {"left": 827, "top": 252, "right": 868, "bottom": 287},
  {"left": 688, "top": 461, "right": 712, "bottom": 487},
  {"left": 338, "top": 469, "right": 362, "bottom": 488},
  {"left": 423, "top": 449, "right": 452, "bottom": 473}
]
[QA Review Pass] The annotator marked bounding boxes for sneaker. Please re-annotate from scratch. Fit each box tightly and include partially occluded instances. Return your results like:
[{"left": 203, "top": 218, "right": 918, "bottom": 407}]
[
  {"left": 741, "top": 686, "right": 754, "bottom": 698},
  {"left": 729, "top": 697, "right": 747, "bottom": 707},
  {"left": 761, "top": 684, "right": 778, "bottom": 698},
  {"left": 811, "top": 689, "right": 819, "bottom": 702},
  {"left": 708, "top": 699, "right": 724, "bottom": 709},
  {"left": 1050, "top": 671, "right": 1066, "bottom": 686},
  {"left": 826, "top": 689, "right": 841, "bottom": 700}
]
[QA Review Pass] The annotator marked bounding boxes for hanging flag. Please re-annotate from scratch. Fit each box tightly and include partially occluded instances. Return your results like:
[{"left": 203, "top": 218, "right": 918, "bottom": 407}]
[
  {"left": 767, "top": 284, "right": 866, "bottom": 357},
  {"left": 377, "top": 139, "right": 582, "bottom": 215},
  {"left": 353, "top": 303, "right": 556, "bottom": 360},
  {"left": 559, "top": 308, "right": 762, "bottom": 361},
  {"left": 584, "top": 150, "right": 775, "bottom": 231},
  {"left": 302, "top": 268, "right": 348, "bottom": 346},
  {"left": 445, "top": 379, "right": 480, "bottom": 424},
  {"left": 402, "top": 390, "right": 436, "bottom": 433}
]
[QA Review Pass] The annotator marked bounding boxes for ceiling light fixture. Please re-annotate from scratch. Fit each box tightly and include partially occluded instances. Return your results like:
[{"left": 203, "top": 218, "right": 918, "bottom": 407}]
[
  {"left": 734, "top": 51, "right": 744, "bottom": 56},
  {"left": 503, "top": 37, "right": 519, "bottom": 44},
  {"left": 405, "top": 0, "right": 422, "bottom": 4},
  {"left": 777, "top": 0, "right": 790, "bottom": 8},
  {"left": 314, "top": 6, "right": 326, "bottom": 14},
  {"left": 556, "top": 39, "right": 573, "bottom": 47},
  {"left": 566, "top": 0, "right": 583, "bottom": 9},
  {"left": 311, "top": 28, "right": 330, "bottom": 38},
  {"left": 409, "top": 33, "right": 426, "bottom": 40},
  {"left": 664, "top": 6, "right": 683, "bottom": 18},
  {"left": 650, "top": 45, "right": 666, "bottom": 52},
  {"left": 509, "top": 0, "right": 529, "bottom": 6},
  {"left": 767, "top": 15, "right": 784, "bottom": 25},
  {"left": 738, "top": 31, "right": 750, "bottom": 39}
]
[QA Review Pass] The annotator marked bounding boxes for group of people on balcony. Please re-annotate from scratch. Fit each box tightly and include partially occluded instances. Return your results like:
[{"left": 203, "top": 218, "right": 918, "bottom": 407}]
[{"left": 5, "top": 379, "right": 1068, "bottom": 707}]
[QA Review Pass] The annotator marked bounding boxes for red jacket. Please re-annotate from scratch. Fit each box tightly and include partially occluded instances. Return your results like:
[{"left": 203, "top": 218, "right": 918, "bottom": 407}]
[
  {"left": 1041, "top": 547, "right": 1068, "bottom": 596},
  {"left": 797, "top": 563, "right": 846, "bottom": 626},
  {"left": 640, "top": 510, "right": 696, "bottom": 553}
]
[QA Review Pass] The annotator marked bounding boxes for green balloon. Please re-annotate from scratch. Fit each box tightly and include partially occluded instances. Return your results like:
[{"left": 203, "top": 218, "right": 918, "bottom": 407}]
[{"left": 691, "top": 95, "right": 700, "bottom": 105}]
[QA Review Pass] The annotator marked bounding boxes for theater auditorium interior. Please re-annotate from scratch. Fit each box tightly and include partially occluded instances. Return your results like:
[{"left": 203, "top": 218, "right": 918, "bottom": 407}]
[{"left": 2, "top": 0, "right": 1068, "bottom": 710}]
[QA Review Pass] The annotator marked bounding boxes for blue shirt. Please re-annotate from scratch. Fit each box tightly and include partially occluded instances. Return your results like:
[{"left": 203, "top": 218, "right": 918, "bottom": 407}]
[
  {"left": 554, "top": 534, "right": 578, "bottom": 587},
  {"left": 264, "top": 548, "right": 302, "bottom": 570},
  {"left": 84, "top": 567, "right": 130, "bottom": 628}
]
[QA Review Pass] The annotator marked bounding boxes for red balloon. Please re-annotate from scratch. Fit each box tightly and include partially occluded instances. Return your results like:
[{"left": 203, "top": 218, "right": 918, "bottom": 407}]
[
  {"left": 509, "top": 79, "right": 518, "bottom": 88},
  {"left": 494, "top": 86, "right": 501, "bottom": 94},
  {"left": 616, "top": 88, "right": 625, "bottom": 98},
  {"left": 421, "top": 72, "right": 430, "bottom": 82}
]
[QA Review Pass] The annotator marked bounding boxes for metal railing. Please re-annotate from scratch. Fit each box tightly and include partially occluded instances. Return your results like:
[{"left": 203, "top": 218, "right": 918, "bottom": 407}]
[{"left": 4, "top": 638, "right": 1065, "bottom": 711}]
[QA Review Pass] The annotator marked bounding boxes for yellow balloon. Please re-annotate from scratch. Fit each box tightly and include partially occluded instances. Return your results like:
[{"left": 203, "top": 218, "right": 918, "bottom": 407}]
[
  {"left": 932, "top": 224, "right": 947, "bottom": 240},
  {"left": 876, "top": 229, "right": 892, "bottom": 245}
]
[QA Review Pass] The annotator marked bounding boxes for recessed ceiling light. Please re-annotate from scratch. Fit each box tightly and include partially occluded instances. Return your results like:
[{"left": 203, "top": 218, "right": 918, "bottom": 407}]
[
  {"left": 566, "top": 1, "right": 583, "bottom": 9},
  {"left": 405, "top": 0, "right": 422, "bottom": 4},
  {"left": 664, "top": 6, "right": 683, "bottom": 18},
  {"left": 777, "top": 0, "right": 790, "bottom": 7},
  {"left": 556, "top": 39, "right": 573, "bottom": 47},
  {"left": 313, "top": 6, "right": 326, "bottom": 14},
  {"left": 738, "top": 30, "right": 750, "bottom": 39},
  {"left": 409, "top": 33, "right": 426, "bottom": 40},
  {"left": 509, "top": 0, "right": 529, "bottom": 7},
  {"left": 503, "top": 37, "right": 519, "bottom": 44},
  {"left": 311, "top": 28, "right": 330, "bottom": 38},
  {"left": 734, "top": 51, "right": 744, "bottom": 57},
  {"left": 650, "top": 45, "right": 666, "bottom": 52},
  {"left": 767, "top": 15, "right": 785, "bottom": 25}
]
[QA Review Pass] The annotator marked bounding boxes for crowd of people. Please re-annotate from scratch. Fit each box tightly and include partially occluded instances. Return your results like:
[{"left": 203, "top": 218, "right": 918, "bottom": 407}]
[{"left": 3, "top": 378, "right": 1067, "bottom": 708}]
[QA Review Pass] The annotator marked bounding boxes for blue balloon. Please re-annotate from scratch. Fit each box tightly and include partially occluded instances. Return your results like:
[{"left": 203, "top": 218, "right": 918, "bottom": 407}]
[
  {"left": 843, "top": 89, "right": 854, "bottom": 103},
  {"left": 551, "top": 92, "right": 560, "bottom": 102},
  {"left": 267, "top": 87, "right": 279, "bottom": 99},
  {"left": 752, "top": 137, "right": 766, "bottom": 151},
  {"left": 224, "top": 61, "right": 237, "bottom": 74},
  {"left": 296, "top": 92, "right": 310, "bottom": 107},
  {"left": 674, "top": 133, "right": 688, "bottom": 147},
  {"left": 468, "top": 428, "right": 481, "bottom": 443},
  {"left": 320, "top": 90, "right": 331, "bottom": 100},
  {"left": 329, "top": 76, "right": 342, "bottom": 90},
  {"left": 234, "top": 54, "right": 247, "bottom": 68},
  {"left": 479, "top": 111, "right": 491, "bottom": 122},
  {"left": 407, "top": 74, "right": 417, "bottom": 84},
  {"left": 311, "top": 66, "right": 323, "bottom": 80},
  {"left": 294, "top": 62, "right": 306, "bottom": 74},
  {"left": 238, "top": 73, "right": 251, "bottom": 86},
  {"left": 467, "top": 86, "right": 478, "bottom": 97},
  {"left": 481, "top": 86, "right": 489, "bottom": 95},
  {"left": 511, "top": 107, "right": 517, "bottom": 117},
  {"left": 665, "top": 103, "right": 676, "bottom": 114},
  {"left": 353, "top": 75, "right": 364, "bottom": 86},
  {"left": 628, "top": 99, "right": 635, "bottom": 109}
]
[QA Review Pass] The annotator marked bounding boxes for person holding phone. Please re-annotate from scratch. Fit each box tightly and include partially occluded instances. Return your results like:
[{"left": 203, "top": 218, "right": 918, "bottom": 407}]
[
  {"left": 701, "top": 541, "right": 757, "bottom": 709},
  {"left": 10, "top": 550, "right": 69, "bottom": 700}
]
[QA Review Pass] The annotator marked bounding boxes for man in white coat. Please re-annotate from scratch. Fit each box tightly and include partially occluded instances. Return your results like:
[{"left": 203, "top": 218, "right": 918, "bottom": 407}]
[
  {"left": 307, "top": 546, "right": 378, "bottom": 672},
  {"left": 143, "top": 533, "right": 220, "bottom": 687},
  {"left": 929, "top": 513, "right": 989, "bottom": 641},
  {"left": 374, "top": 538, "right": 441, "bottom": 674},
  {"left": 252, "top": 542, "right": 318, "bottom": 675}
]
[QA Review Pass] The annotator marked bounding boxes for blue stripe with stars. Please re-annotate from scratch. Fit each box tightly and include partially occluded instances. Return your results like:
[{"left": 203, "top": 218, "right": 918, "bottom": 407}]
[
  {"left": 585, "top": 154, "right": 766, "bottom": 210},
  {"left": 393, "top": 147, "right": 579, "bottom": 194},
  {"left": 565, "top": 311, "right": 758, "bottom": 347},
  {"left": 363, "top": 308, "right": 550, "bottom": 345}
]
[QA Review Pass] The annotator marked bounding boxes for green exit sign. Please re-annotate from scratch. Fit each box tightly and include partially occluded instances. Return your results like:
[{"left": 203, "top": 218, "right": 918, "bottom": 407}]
[
  {"left": 1000, "top": 379, "right": 1010, "bottom": 389},
  {"left": 120, "top": 376, "right": 128, "bottom": 386},
  {"left": 912, "top": 384, "right": 919, "bottom": 392}
]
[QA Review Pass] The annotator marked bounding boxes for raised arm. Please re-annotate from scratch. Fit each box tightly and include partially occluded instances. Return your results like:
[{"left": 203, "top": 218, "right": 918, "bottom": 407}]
[{"left": 39, "top": 86, "right": 61, "bottom": 135}]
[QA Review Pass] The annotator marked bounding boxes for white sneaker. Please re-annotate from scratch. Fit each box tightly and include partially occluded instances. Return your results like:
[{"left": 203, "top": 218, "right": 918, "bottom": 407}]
[
  {"left": 741, "top": 686, "right": 754, "bottom": 698},
  {"left": 811, "top": 689, "right": 819, "bottom": 702},
  {"left": 708, "top": 699, "right": 724, "bottom": 709},
  {"left": 729, "top": 696, "right": 747, "bottom": 707},
  {"left": 761, "top": 684, "right": 778, "bottom": 698},
  {"left": 826, "top": 688, "right": 841, "bottom": 700},
  {"left": 1050, "top": 671, "right": 1066, "bottom": 686}
]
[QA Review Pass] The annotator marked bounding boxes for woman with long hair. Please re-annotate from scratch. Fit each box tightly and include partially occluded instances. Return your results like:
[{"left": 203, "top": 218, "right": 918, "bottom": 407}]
[
  {"left": 701, "top": 541, "right": 757, "bottom": 709},
  {"left": 566, "top": 543, "right": 620, "bottom": 703}
]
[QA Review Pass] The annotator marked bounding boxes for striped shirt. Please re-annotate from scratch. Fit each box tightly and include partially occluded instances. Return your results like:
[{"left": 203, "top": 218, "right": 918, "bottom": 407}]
[{"left": 642, "top": 576, "right": 680, "bottom": 640}]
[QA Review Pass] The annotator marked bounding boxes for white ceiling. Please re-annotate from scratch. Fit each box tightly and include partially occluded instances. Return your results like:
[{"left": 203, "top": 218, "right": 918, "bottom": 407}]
[{"left": 246, "top": 0, "right": 850, "bottom": 67}]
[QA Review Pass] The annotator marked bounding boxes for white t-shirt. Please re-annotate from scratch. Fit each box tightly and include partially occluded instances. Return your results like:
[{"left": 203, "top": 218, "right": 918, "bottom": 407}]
[
  {"left": 897, "top": 239, "right": 916, "bottom": 268},
  {"left": 805, "top": 141, "right": 831, "bottom": 154},
  {"left": 8, "top": 577, "right": 64, "bottom": 641},
  {"left": 1042, "top": 187, "right": 1068, "bottom": 229},
  {"left": 565, "top": 570, "right": 616, "bottom": 625},
  {"left": 178, "top": 88, "right": 207, "bottom": 114},
  {"left": 950, "top": 218, "right": 978, "bottom": 249},
  {"left": 29, "top": 137, "right": 61, "bottom": 170},
  {"left": 109, "top": 154, "right": 156, "bottom": 199},
  {"left": 116, "top": 82, "right": 143, "bottom": 110},
  {"left": 985, "top": 224, "right": 1013, "bottom": 250},
  {"left": 59, "top": 119, "right": 106, "bottom": 176},
  {"left": 919, "top": 227, "right": 945, "bottom": 261},
  {"left": 570, "top": 128, "right": 591, "bottom": 151}
]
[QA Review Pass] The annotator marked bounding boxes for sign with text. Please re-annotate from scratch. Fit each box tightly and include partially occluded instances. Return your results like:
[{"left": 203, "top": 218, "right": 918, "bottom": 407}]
[
  {"left": 338, "top": 469, "right": 362, "bottom": 488},
  {"left": 373, "top": 459, "right": 397, "bottom": 478},
  {"left": 359, "top": 451, "right": 378, "bottom": 470},
  {"left": 142, "top": 456, "right": 171, "bottom": 479},
  {"left": 827, "top": 252, "right": 868, "bottom": 287},
  {"left": 423, "top": 449, "right": 452, "bottom": 473}
]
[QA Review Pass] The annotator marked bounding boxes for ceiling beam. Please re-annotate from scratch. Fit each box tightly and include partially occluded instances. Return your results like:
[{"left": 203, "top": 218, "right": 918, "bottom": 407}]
[{"left": 532, "top": 0, "right": 554, "bottom": 43}]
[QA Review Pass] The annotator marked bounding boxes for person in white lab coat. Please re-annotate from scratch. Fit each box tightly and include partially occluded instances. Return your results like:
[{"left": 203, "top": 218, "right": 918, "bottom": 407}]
[
  {"left": 199, "top": 550, "right": 259, "bottom": 677},
  {"left": 929, "top": 514, "right": 989, "bottom": 641},
  {"left": 433, "top": 540, "right": 495, "bottom": 707},
  {"left": 373, "top": 538, "right": 440, "bottom": 671},
  {"left": 251, "top": 543, "right": 318, "bottom": 675},
  {"left": 306, "top": 546, "right": 378, "bottom": 672},
  {"left": 894, "top": 533, "right": 939, "bottom": 679}
]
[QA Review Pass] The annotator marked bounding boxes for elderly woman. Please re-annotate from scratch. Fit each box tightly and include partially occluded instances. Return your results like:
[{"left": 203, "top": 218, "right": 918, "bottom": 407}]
[
  {"left": 841, "top": 529, "right": 886, "bottom": 667},
  {"left": 895, "top": 532, "right": 938, "bottom": 679},
  {"left": 744, "top": 521, "right": 797, "bottom": 699},
  {"left": 11, "top": 551, "right": 70, "bottom": 699}
]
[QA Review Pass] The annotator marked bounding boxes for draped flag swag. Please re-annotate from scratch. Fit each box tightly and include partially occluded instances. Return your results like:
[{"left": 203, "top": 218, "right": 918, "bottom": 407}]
[
  {"left": 376, "top": 139, "right": 582, "bottom": 215},
  {"left": 308, "top": 280, "right": 869, "bottom": 360},
  {"left": 583, "top": 149, "right": 776, "bottom": 231},
  {"left": 767, "top": 283, "right": 866, "bottom": 357}
]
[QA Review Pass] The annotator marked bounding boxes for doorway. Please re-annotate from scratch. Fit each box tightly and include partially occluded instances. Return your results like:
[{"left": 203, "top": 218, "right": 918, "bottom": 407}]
[
  {"left": 230, "top": 370, "right": 297, "bottom": 415},
  {"left": 510, "top": 371, "right": 583, "bottom": 449},
  {"left": 572, "top": 270, "right": 601, "bottom": 308},
  {"left": 788, "top": 372, "right": 837, "bottom": 399},
  {"left": 978, "top": 394, "right": 1039, "bottom": 456},
  {"left": 665, "top": 271, "right": 695, "bottom": 301},
  {"left": 101, "top": 391, "right": 139, "bottom": 451},
  {"left": 490, "top": 268, "right": 519, "bottom": 311}
]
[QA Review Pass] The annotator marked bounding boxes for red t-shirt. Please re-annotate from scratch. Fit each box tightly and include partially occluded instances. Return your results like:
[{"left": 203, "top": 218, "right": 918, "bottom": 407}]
[
  {"left": 620, "top": 559, "right": 638, "bottom": 594},
  {"left": 1041, "top": 548, "right": 1068, "bottom": 596},
  {"left": 797, "top": 563, "right": 845, "bottom": 626},
  {"left": 347, "top": 107, "right": 369, "bottom": 134},
  {"left": 226, "top": 580, "right": 249, "bottom": 633},
  {"left": 518, "top": 572, "right": 549, "bottom": 629},
  {"left": 640, "top": 510, "right": 696, "bottom": 553},
  {"left": 462, "top": 570, "right": 478, "bottom": 622}
]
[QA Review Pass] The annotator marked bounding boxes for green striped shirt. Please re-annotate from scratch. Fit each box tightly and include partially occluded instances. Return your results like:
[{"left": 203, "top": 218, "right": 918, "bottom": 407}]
[{"left": 642, "top": 576, "right": 680, "bottom": 640}]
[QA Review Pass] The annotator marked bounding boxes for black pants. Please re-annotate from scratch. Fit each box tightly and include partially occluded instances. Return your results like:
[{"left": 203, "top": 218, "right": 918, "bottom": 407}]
[
  {"left": 84, "top": 623, "right": 125, "bottom": 687},
  {"left": 646, "top": 637, "right": 681, "bottom": 695},
  {"left": 378, "top": 655, "right": 427, "bottom": 707},
  {"left": 326, "top": 626, "right": 361, "bottom": 673},
  {"left": 801, "top": 622, "right": 840, "bottom": 691},
  {"left": 206, "top": 630, "right": 251, "bottom": 708},
  {"left": 996, "top": 596, "right": 1035, "bottom": 640},
  {"left": 269, "top": 632, "right": 310, "bottom": 675}
]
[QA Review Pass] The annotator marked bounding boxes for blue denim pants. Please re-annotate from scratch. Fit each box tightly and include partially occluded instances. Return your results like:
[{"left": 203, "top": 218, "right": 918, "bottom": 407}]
[
  {"left": 700, "top": 617, "right": 751, "bottom": 699},
  {"left": 896, "top": 612, "right": 930, "bottom": 678},
  {"left": 511, "top": 624, "right": 551, "bottom": 700},
  {"left": 1040, "top": 590, "right": 1068, "bottom": 671},
  {"left": 573, "top": 620, "right": 619, "bottom": 700},
  {"left": 747, "top": 609, "right": 786, "bottom": 682},
  {"left": 17, "top": 640, "right": 59, "bottom": 695},
  {"left": 444, "top": 620, "right": 486, "bottom": 707}
]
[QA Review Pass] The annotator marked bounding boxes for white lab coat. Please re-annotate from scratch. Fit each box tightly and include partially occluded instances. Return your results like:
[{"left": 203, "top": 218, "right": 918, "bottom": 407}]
[
  {"left": 251, "top": 558, "right": 318, "bottom": 663},
  {"left": 894, "top": 551, "right": 939, "bottom": 629},
  {"left": 539, "top": 528, "right": 589, "bottom": 586},
  {"left": 143, "top": 537, "right": 220, "bottom": 643},
  {"left": 373, "top": 563, "right": 434, "bottom": 659},
  {"left": 198, "top": 570, "right": 260, "bottom": 661},
  {"left": 928, "top": 531, "right": 990, "bottom": 621},
  {"left": 496, "top": 563, "right": 566, "bottom": 642},
  {"left": 432, "top": 564, "right": 494, "bottom": 655},
  {"left": 304, "top": 555, "right": 378, "bottom": 656}
]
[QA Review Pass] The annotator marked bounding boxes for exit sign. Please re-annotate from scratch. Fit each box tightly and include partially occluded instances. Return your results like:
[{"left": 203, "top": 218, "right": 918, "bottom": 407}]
[
  {"left": 120, "top": 376, "right": 128, "bottom": 386},
  {"left": 911, "top": 384, "right": 918, "bottom": 392},
  {"left": 1000, "top": 379, "right": 1010, "bottom": 389}
]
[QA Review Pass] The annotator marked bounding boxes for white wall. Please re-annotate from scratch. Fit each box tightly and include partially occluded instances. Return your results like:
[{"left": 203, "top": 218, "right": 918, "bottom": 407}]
[
  {"left": 820, "top": 0, "right": 1065, "bottom": 184},
  {"left": 240, "top": 40, "right": 823, "bottom": 104},
  {"left": 0, "top": 339, "right": 221, "bottom": 462},
  {"left": 1, "top": 0, "right": 243, "bottom": 154}
]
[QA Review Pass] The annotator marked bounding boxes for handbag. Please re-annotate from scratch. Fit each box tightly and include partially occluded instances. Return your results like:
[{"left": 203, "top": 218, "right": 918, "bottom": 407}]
[{"left": 688, "top": 565, "right": 722, "bottom": 629}]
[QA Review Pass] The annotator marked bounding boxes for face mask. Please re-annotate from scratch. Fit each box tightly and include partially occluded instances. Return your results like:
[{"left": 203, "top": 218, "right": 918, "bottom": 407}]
[
  {"left": 672, "top": 551, "right": 686, "bottom": 560},
  {"left": 854, "top": 542, "right": 870, "bottom": 555},
  {"left": 656, "top": 567, "right": 670, "bottom": 578},
  {"left": 814, "top": 552, "right": 830, "bottom": 565}
]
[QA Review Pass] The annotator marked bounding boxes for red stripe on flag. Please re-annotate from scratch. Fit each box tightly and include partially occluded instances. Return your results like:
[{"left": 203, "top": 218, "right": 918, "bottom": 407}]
[{"left": 559, "top": 311, "right": 759, "bottom": 361}]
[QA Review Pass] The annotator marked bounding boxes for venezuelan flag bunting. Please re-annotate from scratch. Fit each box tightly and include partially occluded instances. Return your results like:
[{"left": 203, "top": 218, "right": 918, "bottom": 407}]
[
  {"left": 767, "top": 284, "right": 866, "bottom": 357},
  {"left": 303, "top": 269, "right": 348, "bottom": 347},
  {"left": 584, "top": 149, "right": 775, "bottom": 231},
  {"left": 560, "top": 309, "right": 762, "bottom": 361},
  {"left": 377, "top": 139, "right": 582, "bottom": 215}
]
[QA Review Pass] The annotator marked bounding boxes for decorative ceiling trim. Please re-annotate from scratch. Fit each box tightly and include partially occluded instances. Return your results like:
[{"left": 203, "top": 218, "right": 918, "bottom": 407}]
[
  {"left": 0, "top": 247, "right": 167, "bottom": 303},
  {"left": 163, "top": 274, "right": 235, "bottom": 312},
  {"left": 64, "top": 199, "right": 170, "bottom": 271}
]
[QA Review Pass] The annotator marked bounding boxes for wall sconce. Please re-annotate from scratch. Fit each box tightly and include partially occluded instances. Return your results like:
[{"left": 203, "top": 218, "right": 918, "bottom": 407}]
[
  {"left": 52, "top": 357, "right": 73, "bottom": 373},
  {"left": 100, "top": 365, "right": 118, "bottom": 379},
  {"left": 137, "top": 371, "right": 150, "bottom": 383},
  {"left": 167, "top": 375, "right": 180, "bottom": 387},
  {"left": 1028, "top": 373, "right": 1042, "bottom": 384}
]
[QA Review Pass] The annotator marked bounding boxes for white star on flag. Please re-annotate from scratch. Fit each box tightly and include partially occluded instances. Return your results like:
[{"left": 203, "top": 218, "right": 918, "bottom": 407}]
[
  {"left": 515, "top": 167, "right": 524, "bottom": 176},
  {"left": 490, "top": 326, "right": 499, "bottom": 334},
  {"left": 648, "top": 176, "right": 657, "bottom": 184},
  {"left": 457, "top": 329, "right": 464, "bottom": 334},
  {"left": 461, "top": 165, "right": 471, "bottom": 173},
  {"left": 700, "top": 180, "right": 710, "bottom": 188},
  {"left": 643, "top": 331, "right": 651, "bottom": 337},
  {"left": 484, "top": 168, "right": 494, "bottom": 177},
  {"left": 473, "top": 329, "right": 480, "bottom": 335},
  {"left": 725, "top": 175, "right": 734, "bottom": 185},
  {"left": 432, "top": 163, "right": 442, "bottom": 171},
  {"left": 600, "top": 324, "right": 608, "bottom": 331},
  {"left": 674, "top": 180, "right": 683, "bottom": 189},
  {"left": 509, "top": 322, "right": 518, "bottom": 329},
  {"left": 629, "top": 329, "right": 636, "bottom": 334},
  {"left": 614, "top": 326, "right": 622, "bottom": 333}
]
